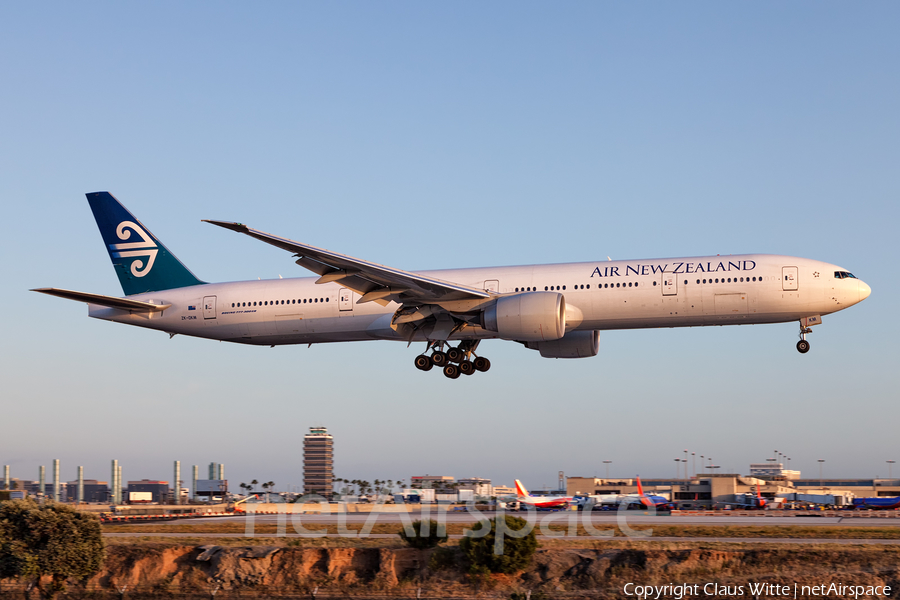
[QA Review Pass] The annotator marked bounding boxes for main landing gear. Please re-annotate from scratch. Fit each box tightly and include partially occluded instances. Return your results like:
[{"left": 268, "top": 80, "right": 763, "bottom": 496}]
[
  {"left": 414, "top": 340, "right": 491, "bottom": 379},
  {"left": 797, "top": 324, "right": 812, "bottom": 354}
]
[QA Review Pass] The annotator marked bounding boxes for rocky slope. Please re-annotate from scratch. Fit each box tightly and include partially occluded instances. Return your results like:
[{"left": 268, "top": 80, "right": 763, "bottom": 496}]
[{"left": 23, "top": 543, "right": 900, "bottom": 598}]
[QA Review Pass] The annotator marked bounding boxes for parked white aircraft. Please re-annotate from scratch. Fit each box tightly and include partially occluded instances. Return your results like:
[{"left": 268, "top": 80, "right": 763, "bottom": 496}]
[
  {"left": 514, "top": 479, "right": 573, "bottom": 509},
  {"left": 34, "top": 193, "right": 871, "bottom": 379}
]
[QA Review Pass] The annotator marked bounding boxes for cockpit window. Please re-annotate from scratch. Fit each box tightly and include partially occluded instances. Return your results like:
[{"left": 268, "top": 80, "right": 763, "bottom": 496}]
[{"left": 834, "top": 271, "right": 858, "bottom": 279}]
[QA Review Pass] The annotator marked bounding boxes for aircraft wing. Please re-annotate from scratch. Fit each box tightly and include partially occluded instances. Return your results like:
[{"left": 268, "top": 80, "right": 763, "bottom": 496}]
[
  {"left": 31, "top": 288, "right": 171, "bottom": 312},
  {"left": 204, "top": 220, "right": 493, "bottom": 306}
]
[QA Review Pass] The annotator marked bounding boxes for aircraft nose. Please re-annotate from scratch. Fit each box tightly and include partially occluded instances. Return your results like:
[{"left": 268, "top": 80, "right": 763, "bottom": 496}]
[{"left": 859, "top": 280, "right": 871, "bottom": 302}]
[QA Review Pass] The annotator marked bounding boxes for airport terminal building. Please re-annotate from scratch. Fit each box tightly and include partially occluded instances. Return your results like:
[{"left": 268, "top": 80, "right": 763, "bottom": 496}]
[{"left": 567, "top": 471, "right": 900, "bottom": 509}]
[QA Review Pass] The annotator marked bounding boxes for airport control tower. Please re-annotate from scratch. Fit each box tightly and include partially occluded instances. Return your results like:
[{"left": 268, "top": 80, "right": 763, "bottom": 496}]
[{"left": 303, "top": 426, "right": 334, "bottom": 499}]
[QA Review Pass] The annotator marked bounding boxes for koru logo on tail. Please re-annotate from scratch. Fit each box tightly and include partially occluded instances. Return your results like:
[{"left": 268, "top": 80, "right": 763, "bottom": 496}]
[{"left": 110, "top": 221, "right": 158, "bottom": 277}]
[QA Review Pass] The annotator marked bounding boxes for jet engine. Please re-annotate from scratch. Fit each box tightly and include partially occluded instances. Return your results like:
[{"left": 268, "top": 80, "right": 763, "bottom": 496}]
[
  {"left": 480, "top": 292, "right": 566, "bottom": 342},
  {"left": 525, "top": 330, "right": 599, "bottom": 358}
]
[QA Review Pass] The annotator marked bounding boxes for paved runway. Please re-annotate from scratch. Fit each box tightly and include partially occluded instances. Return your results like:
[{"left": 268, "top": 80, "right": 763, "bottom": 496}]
[
  {"left": 123, "top": 511, "right": 900, "bottom": 527},
  {"left": 172, "top": 512, "right": 900, "bottom": 527}
]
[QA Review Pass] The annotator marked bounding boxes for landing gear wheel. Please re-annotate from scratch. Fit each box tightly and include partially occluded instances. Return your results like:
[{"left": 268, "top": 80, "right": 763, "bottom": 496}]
[
  {"left": 414, "top": 355, "right": 434, "bottom": 371},
  {"left": 796, "top": 340, "right": 810, "bottom": 354},
  {"left": 432, "top": 351, "right": 449, "bottom": 367},
  {"left": 447, "top": 347, "right": 464, "bottom": 363},
  {"left": 443, "top": 364, "right": 460, "bottom": 379},
  {"left": 459, "top": 360, "right": 475, "bottom": 376},
  {"left": 473, "top": 357, "right": 491, "bottom": 372}
]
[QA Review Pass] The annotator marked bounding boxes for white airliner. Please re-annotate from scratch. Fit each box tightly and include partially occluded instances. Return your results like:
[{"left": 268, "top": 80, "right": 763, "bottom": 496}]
[
  {"left": 33, "top": 193, "right": 871, "bottom": 379},
  {"left": 514, "top": 480, "right": 573, "bottom": 509}
]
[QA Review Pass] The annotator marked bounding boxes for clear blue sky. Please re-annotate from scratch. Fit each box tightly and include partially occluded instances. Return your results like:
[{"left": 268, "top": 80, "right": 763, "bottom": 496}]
[{"left": 2, "top": 3, "right": 898, "bottom": 493}]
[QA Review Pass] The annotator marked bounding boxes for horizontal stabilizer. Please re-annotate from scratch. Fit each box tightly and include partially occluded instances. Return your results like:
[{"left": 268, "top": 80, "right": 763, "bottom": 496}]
[{"left": 31, "top": 288, "right": 171, "bottom": 312}]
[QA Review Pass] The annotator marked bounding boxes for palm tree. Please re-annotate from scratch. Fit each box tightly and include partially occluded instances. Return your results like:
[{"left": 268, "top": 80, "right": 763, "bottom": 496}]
[{"left": 261, "top": 481, "right": 275, "bottom": 503}]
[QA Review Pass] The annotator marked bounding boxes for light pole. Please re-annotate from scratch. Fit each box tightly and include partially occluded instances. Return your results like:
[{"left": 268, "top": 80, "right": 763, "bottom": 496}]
[
  {"left": 674, "top": 459, "right": 681, "bottom": 480},
  {"left": 818, "top": 459, "right": 825, "bottom": 488},
  {"left": 684, "top": 450, "right": 689, "bottom": 480},
  {"left": 692, "top": 452, "right": 696, "bottom": 478},
  {"left": 887, "top": 460, "right": 895, "bottom": 479},
  {"left": 603, "top": 460, "right": 612, "bottom": 480}
]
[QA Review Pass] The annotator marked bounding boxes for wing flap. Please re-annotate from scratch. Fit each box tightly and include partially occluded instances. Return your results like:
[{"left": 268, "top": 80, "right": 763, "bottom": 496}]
[
  {"left": 204, "top": 220, "right": 492, "bottom": 304},
  {"left": 31, "top": 288, "right": 171, "bottom": 312}
]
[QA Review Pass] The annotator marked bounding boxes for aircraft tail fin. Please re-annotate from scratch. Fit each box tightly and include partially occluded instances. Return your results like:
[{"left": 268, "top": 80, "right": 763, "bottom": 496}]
[
  {"left": 514, "top": 479, "right": 529, "bottom": 498},
  {"left": 86, "top": 192, "right": 205, "bottom": 295},
  {"left": 636, "top": 475, "right": 652, "bottom": 507}
]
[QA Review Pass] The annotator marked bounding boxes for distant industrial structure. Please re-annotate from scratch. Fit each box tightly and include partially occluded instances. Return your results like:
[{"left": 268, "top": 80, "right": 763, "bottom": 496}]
[
  {"left": 127, "top": 479, "right": 170, "bottom": 504},
  {"left": 303, "top": 426, "right": 334, "bottom": 498}
]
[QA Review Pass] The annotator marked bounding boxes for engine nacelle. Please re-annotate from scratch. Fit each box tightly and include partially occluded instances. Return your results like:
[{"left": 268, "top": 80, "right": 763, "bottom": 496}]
[
  {"left": 525, "top": 330, "right": 599, "bottom": 358},
  {"left": 481, "top": 292, "right": 566, "bottom": 342}
]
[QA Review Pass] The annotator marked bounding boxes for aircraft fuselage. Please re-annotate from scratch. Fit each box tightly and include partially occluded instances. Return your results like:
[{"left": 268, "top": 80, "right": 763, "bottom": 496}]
[{"left": 88, "top": 253, "right": 869, "bottom": 347}]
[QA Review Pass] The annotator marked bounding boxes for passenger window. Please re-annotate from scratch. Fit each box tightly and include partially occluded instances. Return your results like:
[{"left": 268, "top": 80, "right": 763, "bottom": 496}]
[
  {"left": 562, "top": 286, "right": 566, "bottom": 290},
  {"left": 653, "top": 281, "right": 657, "bottom": 286},
  {"left": 544, "top": 286, "right": 548, "bottom": 291},
  {"left": 696, "top": 279, "right": 700, "bottom": 284},
  {"left": 326, "top": 297, "right": 329, "bottom": 302}
]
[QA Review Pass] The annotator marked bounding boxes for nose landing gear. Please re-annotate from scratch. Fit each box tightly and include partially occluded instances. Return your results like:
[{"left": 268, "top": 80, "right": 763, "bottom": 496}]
[{"left": 414, "top": 340, "right": 491, "bottom": 378}]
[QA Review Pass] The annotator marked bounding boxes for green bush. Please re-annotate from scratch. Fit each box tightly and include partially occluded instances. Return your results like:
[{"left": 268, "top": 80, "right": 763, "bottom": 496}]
[
  {"left": 427, "top": 546, "right": 458, "bottom": 571},
  {"left": 459, "top": 515, "right": 538, "bottom": 574},
  {"left": 0, "top": 499, "right": 105, "bottom": 599},
  {"left": 398, "top": 519, "right": 447, "bottom": 549}
]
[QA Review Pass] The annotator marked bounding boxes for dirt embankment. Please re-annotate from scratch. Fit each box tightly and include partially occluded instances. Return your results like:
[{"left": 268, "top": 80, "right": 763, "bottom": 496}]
[{"left": 56, "top": 544, "right": 900, "bottom": 598}]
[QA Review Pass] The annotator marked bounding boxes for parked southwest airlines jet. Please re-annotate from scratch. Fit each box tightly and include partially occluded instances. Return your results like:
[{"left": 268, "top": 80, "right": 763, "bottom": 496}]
[
  {"left": 33, "top": 193, "right": 871, "bottom": 379},
  {"left": 514, "top": 480, "right": 573, "bottom": 509}
]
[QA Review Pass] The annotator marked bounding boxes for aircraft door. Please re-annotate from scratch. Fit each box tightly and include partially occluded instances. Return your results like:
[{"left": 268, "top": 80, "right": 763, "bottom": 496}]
[
  {"left": 661, "top": 273, "right": 677, "bottom": 296},
  {"left": 202, "top": 296, "right": 217, "bottom": 319},
  {"left": 339, "top": 288, "right": 353, "bottom": 311},
  {"left": 484, "top": 280, "right": 499, "bottom": 293},
  {"left": 782, "top": 267, "right": 798, "bottom": 291}
]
